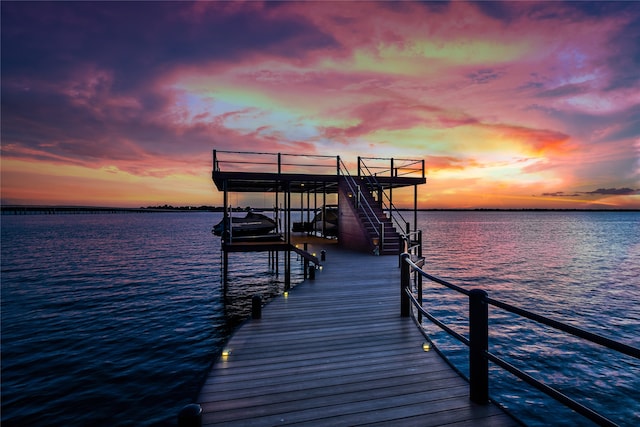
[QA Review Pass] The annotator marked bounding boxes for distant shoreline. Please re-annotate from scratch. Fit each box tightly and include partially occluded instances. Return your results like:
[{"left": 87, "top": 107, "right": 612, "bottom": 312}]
[{"left": 1, "top": 205, "right": 638, "bottom": 214}]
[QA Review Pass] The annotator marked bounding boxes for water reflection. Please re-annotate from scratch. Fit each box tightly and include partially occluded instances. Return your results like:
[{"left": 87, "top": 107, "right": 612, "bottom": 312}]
[{"left": 418, "top": 211, "right": 640, "bottom": 427}]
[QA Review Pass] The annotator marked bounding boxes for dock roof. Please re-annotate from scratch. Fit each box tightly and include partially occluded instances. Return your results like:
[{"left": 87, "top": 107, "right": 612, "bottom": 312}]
[{"left": 211, "top": 150, "right": 426, "bottom": 193}]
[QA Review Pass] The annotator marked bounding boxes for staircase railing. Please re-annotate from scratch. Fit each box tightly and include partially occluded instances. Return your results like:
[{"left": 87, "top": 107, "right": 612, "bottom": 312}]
[
  {"left": 358, "top": 157, "right": 411, "bottom": 239},
  {"left": 337, "top": 157, "right": 385, "bottom": 252}
]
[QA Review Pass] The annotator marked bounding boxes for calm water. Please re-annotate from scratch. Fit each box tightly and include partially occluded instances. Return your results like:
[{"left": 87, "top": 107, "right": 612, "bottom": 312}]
[
  {"left": 1, "top": 212, "right": 302, "bottom": 426},
  {"left": 418, "top": 211, "right": 640, "bottom": 426},
  {"left": 1, "top": 211, "right": 638, "bottom": 426}
]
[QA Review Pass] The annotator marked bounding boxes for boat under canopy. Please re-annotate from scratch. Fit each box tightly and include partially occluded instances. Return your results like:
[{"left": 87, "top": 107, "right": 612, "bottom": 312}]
[
  {"left": 212, "top": 212, "right": 277, "bottom": 237},
  {"left": 313, "top": 205, "right": 338, "bottom": 236}
]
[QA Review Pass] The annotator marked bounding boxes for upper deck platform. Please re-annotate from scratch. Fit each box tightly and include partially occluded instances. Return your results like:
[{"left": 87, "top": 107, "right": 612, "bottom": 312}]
[{"left": 212, "top": 150, "right": 426, "bottom": 194}]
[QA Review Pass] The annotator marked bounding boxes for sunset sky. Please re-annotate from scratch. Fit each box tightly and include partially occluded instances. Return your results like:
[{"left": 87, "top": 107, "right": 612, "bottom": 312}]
[{"left": 2, "top": 1, "right": 639, "bottom": 209}]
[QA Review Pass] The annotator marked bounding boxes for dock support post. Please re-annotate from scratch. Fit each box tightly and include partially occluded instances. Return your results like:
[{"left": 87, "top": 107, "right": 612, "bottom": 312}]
[
  {"left": 389, "top": 158, "right": 394, "bottom": 216},
  {"left": 178, "top": 403, "right": 202, "bottom": 427},
  {"left": 306, "top": 191, "right": 310, "bottom": 229},
  {"left": 303, "top": 243, "right": 309, "bottom": 280},
  {"left": 469, "top": 289, "right": 489, "bottom": 404},
  {"left": 252, "top": 294, "right": 262, "bottom": 319},
  {"left": 414, "top": 184, "right": 418, "bottom": 232},
  {"left": 400, "top": 253, "right": 410, "bottom": 317},
  {"left": 284, "top": 250, "right": 291, "bottom": 291},
  {"left": 417, "top": 231, "right": 423, "bottom": 324},
  {"left": 223, "top": 250, "right": 229, "bottom": 289}
]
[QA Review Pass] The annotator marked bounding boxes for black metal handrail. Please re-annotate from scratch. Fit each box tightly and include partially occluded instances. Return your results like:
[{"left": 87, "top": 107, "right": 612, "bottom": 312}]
[
  {"left": 337, "top": 158, "right": 384, "bottom": 249},
  {"left": 213, "top": 150, "right": 337, "bottom": 175},
  {"left": 400, "top": 253, "right": 640, "bottom": 427},
  {"left": 358, "top": 158, "right": 413, "bottom": 239},
  {"left": 362, "top": 164, "right": 409, "bottom": 233},
  {"left": 402, "top": 230, "right": 422, "bottom": 255},
  {"left": 358, "top": 156, "right": 425, "bottom": 178}
]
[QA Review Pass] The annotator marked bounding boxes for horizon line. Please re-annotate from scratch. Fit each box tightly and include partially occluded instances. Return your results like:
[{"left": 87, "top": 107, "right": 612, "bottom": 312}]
[{"left": 1, "top": 204, "right": 638, "bottom": 213}]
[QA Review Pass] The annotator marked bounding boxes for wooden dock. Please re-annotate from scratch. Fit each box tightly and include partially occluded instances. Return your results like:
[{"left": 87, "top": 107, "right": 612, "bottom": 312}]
[{"left": 197, "top": 244, "right": 520, "bottom": 426}]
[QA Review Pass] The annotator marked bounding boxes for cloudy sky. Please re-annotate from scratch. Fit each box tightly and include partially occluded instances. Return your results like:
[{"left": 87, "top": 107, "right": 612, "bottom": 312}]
[{"left": 2, "top": 1, "right": 639, "bottom": 208}]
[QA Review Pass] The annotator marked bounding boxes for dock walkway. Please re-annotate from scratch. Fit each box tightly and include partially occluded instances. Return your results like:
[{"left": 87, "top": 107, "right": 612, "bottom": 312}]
[{"left": 197, "top": 244, "right": 519, "bottom": 426}]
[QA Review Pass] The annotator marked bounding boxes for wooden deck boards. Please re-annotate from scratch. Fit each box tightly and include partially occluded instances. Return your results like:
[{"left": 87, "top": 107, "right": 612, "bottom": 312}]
[{"left": 198, "top": 245, "right": 519, "bottom": 426}]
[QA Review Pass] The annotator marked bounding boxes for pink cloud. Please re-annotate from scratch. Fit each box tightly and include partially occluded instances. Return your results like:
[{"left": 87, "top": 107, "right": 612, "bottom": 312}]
[{"left": 2, "top": 1, "right": 638, "bottom": 208}]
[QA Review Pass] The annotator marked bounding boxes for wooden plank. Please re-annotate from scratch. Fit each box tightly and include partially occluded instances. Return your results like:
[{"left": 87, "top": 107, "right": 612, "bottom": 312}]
[{"left": 198, "top": 246, "right": 520, "bottom": 426}]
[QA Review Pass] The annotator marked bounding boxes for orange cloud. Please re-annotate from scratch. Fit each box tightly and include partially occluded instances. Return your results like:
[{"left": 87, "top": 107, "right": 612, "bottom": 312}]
[{"left": 2, "top": 1, "right": 639, "bottom": 209}]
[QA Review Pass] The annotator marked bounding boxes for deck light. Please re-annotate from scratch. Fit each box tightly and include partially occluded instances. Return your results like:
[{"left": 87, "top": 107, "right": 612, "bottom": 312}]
[
  {"left": 222, "top": 349, "right": 232, "bottom": 359},
  {"left": 284, "top": 291, "right": 289, "bottom": 298},
  {"left": 422, "top": 342, "right": 431, "bottom": 352}
]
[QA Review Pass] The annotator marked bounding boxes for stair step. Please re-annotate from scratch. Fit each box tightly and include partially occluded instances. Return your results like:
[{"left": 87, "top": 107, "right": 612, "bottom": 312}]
[{"left": 342, "top": 177, "right": 410, "bottom": 256}]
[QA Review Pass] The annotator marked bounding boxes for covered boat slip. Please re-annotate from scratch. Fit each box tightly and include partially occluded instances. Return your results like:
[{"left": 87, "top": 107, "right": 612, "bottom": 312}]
[
  {"left": 212, "top": 150, "right": 425, "bottom": 195},
  {"left": 197, "top": 244, "right": 519, "bottom": 426},
  {"left": 213, "top": 150, "right": 427, "bottom": 288},
  {"left": 212, "top": 150, "right": 426, "bottom": 255},
  {"left": 204, "top": 151, "right": 518, "bottom": 425}
]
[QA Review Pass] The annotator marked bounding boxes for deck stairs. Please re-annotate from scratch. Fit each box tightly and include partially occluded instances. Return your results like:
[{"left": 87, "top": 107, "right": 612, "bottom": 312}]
[
  {"left": 358, "top": 177, "right": 402, "bottom": 255},
  {"left": 340, "top": 173, "right": 402, "bottom": 256}
]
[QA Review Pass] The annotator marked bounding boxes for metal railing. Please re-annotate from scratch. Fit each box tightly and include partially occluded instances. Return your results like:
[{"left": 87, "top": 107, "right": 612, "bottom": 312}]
[
  {"left": 358, "top": 158, "right": 411, "bottom": 239},
  {"left": 212, "top": 150, "right": 425, "bottom": 254},
  {"left": 399, "top": 253, "right": 640, "bottom": 427},
  {"left": 337, "top": 157, "right": 385, "bottom": 252},
  {"left": 358, "top": 156, "right": 425, "bottom": 179},
  {"left": 213, "top": 150, "right": 338, "bottom": 175}
]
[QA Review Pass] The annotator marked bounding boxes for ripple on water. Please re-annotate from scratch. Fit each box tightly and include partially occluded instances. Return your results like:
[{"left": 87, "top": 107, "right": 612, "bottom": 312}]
[{"left": 1, "top": 211, "right": 638, "bottom": 426}]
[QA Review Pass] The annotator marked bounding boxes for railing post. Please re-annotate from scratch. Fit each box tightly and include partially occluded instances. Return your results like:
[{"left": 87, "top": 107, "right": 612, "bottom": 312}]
[
  {"left": 414, "top": 184, "right": 418, "bottom": 231},
  {"left": 303, "top": 243, "right": 308, "bottom": 279},
  {"left": 252, "top": 294, "right": 262, "bottom": 319},
  {"left": 358, "top": 156, "right": 361, "bottom": 178},
  {"left": 469, "top": 289, "right": 489, "bottom": 404},
  {"left": 417, "top": 231, "right": 423, "bottom": 324},
  {"left": 400, "top": 253, "right": 410, "bottom": 317},
  {"left": 178, "top": 403, "right": 202, "bottom": 427}
]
